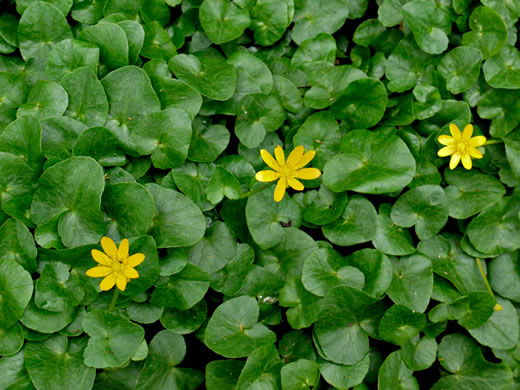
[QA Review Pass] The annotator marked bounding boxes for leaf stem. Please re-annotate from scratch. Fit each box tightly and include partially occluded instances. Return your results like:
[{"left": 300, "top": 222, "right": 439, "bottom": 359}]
[
  {"left": 476, "top": 257, "right": 502, "bottom": 311},
  {"left": 238, "top": 182, "right": 274, "bottom": 199},
  {"left": 108, "top": 289, "right": 120, "bottom": 312},
  {"left": 484, "top": 139, "right": 504, "bottom": 145}
]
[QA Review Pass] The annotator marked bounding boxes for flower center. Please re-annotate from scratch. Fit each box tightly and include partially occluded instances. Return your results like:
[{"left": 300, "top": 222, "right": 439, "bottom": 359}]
[
  {"left": 280, "top": 165, "right": 294, "bottom": 179},
  {"left": 455, "top": 139, "right": 470, "bottom": 154},
  {"left": 112, "top": 261, "right": 123, "bottom": 272}
]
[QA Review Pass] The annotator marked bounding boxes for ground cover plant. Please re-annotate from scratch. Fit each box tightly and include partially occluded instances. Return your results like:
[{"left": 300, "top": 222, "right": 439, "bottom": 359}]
[{"left": 1, "top": 0, "right": 520, "bottom": 388}]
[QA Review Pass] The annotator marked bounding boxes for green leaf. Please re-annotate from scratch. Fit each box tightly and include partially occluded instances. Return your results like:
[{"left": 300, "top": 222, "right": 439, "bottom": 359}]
[
  {"left": 82, "top": 22, "right": 129, "bottom": 71},
  {"left": 25, "top": 336, "right": 95, "bottom": 390},
  {"left": 211, "top": 243, "right": 254, "bottom": 296},
  {"left": 206, "top": 360, "right": 245, "bottom": 390},
  {"left": 150, "top": 263, "right": 210, "bottom": 310},
  {"left": 127, "top": 302, "right": 163, "bottom": 324},
  {"left": 291, "top": 33, "right": 337, "bottom": 71},
  {"left": 101, "top": 66, "right": 161, "bottom": 149},
  {"left": 35, "top": 262, "right": 83, "bottom": 312},
  {"left": 228, "top": 51, "right": 273, "bottom": 103},
  {"left": 199, "top": 0, "right": 251, "bottom": 44},
  {"left": 151, "top": 76, "right": 202, "bottom": 119},
  {"left": 314, "top": 285, "right": 381, "bottom": 365},
  {"left": 433, "top": 333, "right": 514, "bottom": 389},
  {"left": 20, "top": 298, "right": 75, "bottom": 333},
  {"left": 301, "top": 185, "right": 348, "bottom": 226},
  {"left": 206, "top": 166, "right": 241, "bottom": 204},
  {"left": 354, "top": 19, "right": 386, "bottom": 47},
  {"left": 0, "top": 322, "right": 24, "bottom": 356},
  {"left": 246, "top": 184, "right": 301, "bottom": 249},
  {"left": 204, "top": 296, "right": 276, "bottom": 358},
  {"left": 483, "top": 45, "right": 520, "bottom": 89},
  {"left": 0, "top": 259, "right": 33, "bottom": 328},
  {"left": 0, "top": 152, "right": 36, "bottom": 209},
  {"left": 250, "top": 0, "right": 289, "bottom": 46},
  {"left": 0, "top": 217, "right": 37, "bottom": 272},
  {"left": 188, "top": 124, "right": 230, "bottom": 162},
  {"left": 378, "top": 0, "right": 411, "bottom": 27},
  {"left": 318, "top": 355, "right": 370, "bottom": 389},
  {"left": 489, "top": 252, "right": 520, "bottom": 302},
  {"left": 160, "top": 299, "right": 207, "bottom": 334},
  {"left": 345, "top": 249, "right": 393, "bottom": 299},
  {"left": 292, "top": 0, "right": 349, "bottom": 45},
  {"left": 504, "top": 127, "right": 520, "bottom": 178},
  {"left": 136, "top": 330, "right": 204, "bottom": 390},
  {"left": 60, "top": 66, "right": 109, "bottom": 127},
  {"left": 30, "top": 156, "right": 105, "bottom": 248},
  {"left": 0, "top": 350, "right": 34, "bottom": 389},
  {"left": 468, "top": 297, "right": 518, "bottom": 349},
  {"left": 323, "top": 130, "right": 416, "bottom": 194},
  {"left": 272, "top": 75, "right": 303, "bottom": 113},
  {"left": 387, "top": 254, "right": 433, "bottom": 312},
  {"left": 279, "top": 277, "right": 321, "bottom": 329},
  {"left": 279, "top": 331, "right": 316, "bottom": 363},
  {"left": 82, "top": 309, "right": 145, "bottom": 368},
  {"left": 378, "top": 350, "right": 419, "bottom": 390},
  {"left": 438, "top": 47, "right": 483, "bottom": 94},
  {"left": 40, "top": 116, "right": 87, "bottom": 160},
  {"left": 329, "top": 78, "right": 387, "bottom": 128},
  {"left": 401, "top": 335, "right": 438, "bottom": 371},
  {"left": 444, "top": 169, "right": 505, "bottom": 219},
  {"left": 18, "top": 1, "right": 72, "bottom": 60},
  {"left": 235, "top": 93, "right": 285, "bottom": 148},
  {"left": 477, "top": 88, "right": 520, "bottom": 138},
  {"left": 169, "top": 162, "right": 214, "bottom": 211},
  {"left": 322, "top": 195, "right": 377, "bottom": 247},
  {"left": 73, "top": 126, "right": 126, "bottom": 166},
  {"left": 390, "top": 185, "right": 448, "bottom": 240},
  {"left": 379, "top": 305, "right": 426, "bottom": 346},
  {"left": 461, "top": 6, "right": 507, "bottom": 59},
  {"left": 236, "top": 343, "right": 282, "bottom": 390},
  {"left": 130, "top": 107, "right": 192, "bottom": 169},
  {"left": 467, "top": 195, "right": 520, "bottom": 255},
  {"left": 146, "top": 183, "right": 206, "bottom": 248},
  {"left": 428, "top": 292, "right": 495, "bottom": 329},
  {"left": 281, "top": 359, "right": 319, "bottom": 390},
  {"left": 373, "top": 203, "right": 416, "bottom": 256},
  {"left": 169, "top": 53, "right": 237, "bottom": 101},
  {"left": 141, "top": 22, "right": 175, "bottom": 61},
  {"left": 17, "top": 80, "right": 69, "bottom": 120}
]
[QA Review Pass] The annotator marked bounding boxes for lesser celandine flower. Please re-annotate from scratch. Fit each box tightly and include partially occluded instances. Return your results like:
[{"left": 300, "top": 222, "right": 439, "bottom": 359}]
[
  {"left": 86, "top": 237, "right": 145, "bottom": 291},
  {"left": 437, "top": 123, "right": 486, "bottom": 170},
  {"left": 255, "top": 145, "right": 321, "bottom": 202}
]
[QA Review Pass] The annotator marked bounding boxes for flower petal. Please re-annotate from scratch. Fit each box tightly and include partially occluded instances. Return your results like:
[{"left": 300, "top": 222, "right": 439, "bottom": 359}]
[
  {"left": 86, "top": 266, "right": 112, "bottom": 277},
  {"left": 101, "top": 236, "right": 118, "bottom": 260},
  {"left": 449, "top": 123, "right": 461, "bottom": 139},
  {"left": 462, "top": 124, "right": 474, "bottom": 139},
  {"left": 118, "top": 239, "right": 129, "bottom": 260},
  {"left": 288, "top": 177, "right": 304, "bottom": 191},
  {"left": 115, "top": 273, "right": 127, "bottom": 291},
  {"left": 123, "top": 267, "right": 139, "bottom": 279},
  {"left": 274, "top": 176, "right": 286, "bottom": 202},
  {"left": 292, "top": 151, "right": 316, "bottom": 170},
  {"left": 91, "top": 249, "right": 113, "bottom": 266},
  {"left": 295, "top": 168, "right": 321, "bottom": 180},
  {"left": 469, "top": 147, "right": 483, "bottom": 159},
  {"left": 286, "top": 146, "right": 305, "bottom": 168},
  {"left": 274, "top": 146, "right": 285, "bottom": 167},
  {"left": 469, "top": 136, "right": 486, "bottom": 147},
  {"left": 260, "top": 149, "right": 279, "bottom": 171},
  {"left": 100, "top": 273, "right": 116, "bottom": 291},
  {"left": 449, "top": 152, "right": 461, "bottom": 170},
  {"left": 125, "top": 253, "right": 145, "bottom": 268},
  {"left": 437, "top": 146, "right": 455, "bottom": 157},
  {"left": 437, "top": 135, "right": 455, "bottom": 146},
  {"left": 461, "top": 154, "right": 472, "bottom": 170},
  {"left": 255, "top": 170, "right": 280, "bottom": 182}
]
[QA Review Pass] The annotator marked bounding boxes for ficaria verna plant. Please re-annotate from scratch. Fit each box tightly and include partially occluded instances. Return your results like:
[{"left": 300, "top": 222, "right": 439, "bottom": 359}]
[{"left": 1, "top": 0, "right": 520, "bottom": 389}]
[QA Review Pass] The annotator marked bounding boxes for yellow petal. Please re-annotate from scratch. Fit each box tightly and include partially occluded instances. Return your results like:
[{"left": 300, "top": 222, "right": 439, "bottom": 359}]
[
  {"left": 123, "top": 267, "right": 139, "bottom": 279},
  {"left": 255, "top": 170, "right": 280, "bottom": 182},
  {"left": 274, "top": 176, "right": 286, "bottom": 202},
  {"left": 115, "top": 273, "right": 127, "bottom": 291},
  {"left": 91, "top": 249, "right": 113, "bottom": 266},
  {"left": 274, "top": 146, "right": 285, "bottom": 167},
  {"left": 288, "top": 177, "right": 304, "bottom": 191},
  {"left": 125, "top": 253, "right": 145, "bottom": 268},
  {"left": 100, "top": 273, "right": 116, "bottom": 291},
  {"left": 101, "top": 236, "right": 118, "bottom": 260},
  {"left": 118, "top": 239, "right": 129, "bottom": 260},
  {"left": 462, "top": 124, "right": 473, "bottom": 139},
  {"left": 469, "top": 147, "right": 483, "bottom": 159},
  {"left": 293, "top": 150, "right": 316, "bottom": 170},
  {"left": 461, "top": 154, "right": 472, "bottom": 170},
  {"left": 260, "top": 149, "right": 279, "bottom": 171},
  {"left": 437, "top": 135, "right": 455, "bottom": 145},
  {"left": 86, "top": 266, "right": 112, "bottom": 277},
  {"left": 295, "top": 168, "right": 321, "bottom": 180},
  {"left": 286, "top": 146, "right": 305, "bottom": 168},
  {"left": 469, "top": 136, "right": 486, "bottom": 147},
  {"left": 449, "top": 152, "right": 461, "bottom": 170},
  {"left": 449, "top": 123, "right": 461, "bottom": 139},
  {"left": 438, "top": 146, "right": 455, "bottom": 157}
]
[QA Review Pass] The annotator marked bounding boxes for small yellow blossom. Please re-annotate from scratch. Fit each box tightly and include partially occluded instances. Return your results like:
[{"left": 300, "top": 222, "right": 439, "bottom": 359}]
[
  {"left": 256, "top": 145, "right": 321, "bottom": 202},
  {"left": 86, "top": 237, "right": 144, "bottom": 291},
  {"left": 437, "top": 123, "right": 486, "bottom": 170}
]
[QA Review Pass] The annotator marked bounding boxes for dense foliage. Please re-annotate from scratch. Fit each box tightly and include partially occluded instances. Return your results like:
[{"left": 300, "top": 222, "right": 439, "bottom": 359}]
[{"left": 1, "top": 0, "right": 520, "bottom": 389}]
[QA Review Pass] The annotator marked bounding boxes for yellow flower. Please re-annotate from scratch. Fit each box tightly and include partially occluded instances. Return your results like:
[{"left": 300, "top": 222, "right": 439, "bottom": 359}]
[
  {"left": 437, "top": 123, "right": 486, "bottom": 170},
  {"left": 86, "top": 237, "right": 145, "bottom": 291},
  {"left": 255, "top": 145, "right": 321, "bottom": 202}
]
